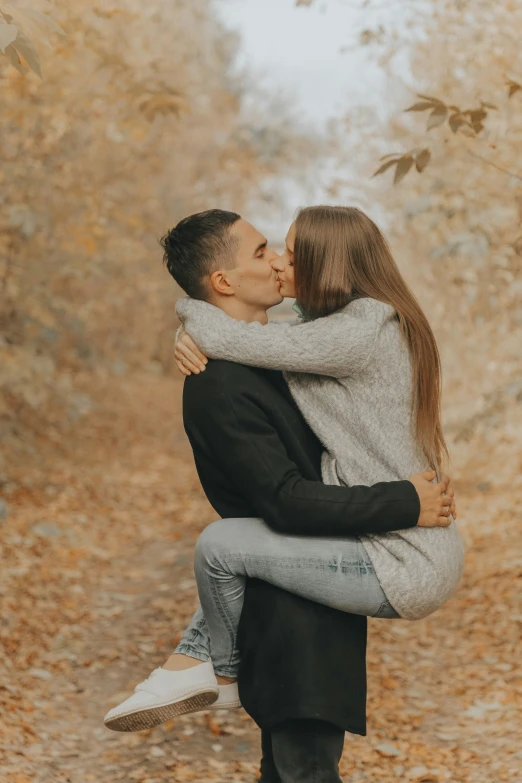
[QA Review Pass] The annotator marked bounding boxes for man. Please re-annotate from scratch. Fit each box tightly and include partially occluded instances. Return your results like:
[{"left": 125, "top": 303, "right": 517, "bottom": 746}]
[{"left": 143, "top": 210, "right": 454, "bottom": 781}]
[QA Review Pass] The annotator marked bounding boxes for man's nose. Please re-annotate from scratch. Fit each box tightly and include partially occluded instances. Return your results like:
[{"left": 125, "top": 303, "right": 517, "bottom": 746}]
[{"left": 270, "top": 252, "right": 284, "bottom": 272}]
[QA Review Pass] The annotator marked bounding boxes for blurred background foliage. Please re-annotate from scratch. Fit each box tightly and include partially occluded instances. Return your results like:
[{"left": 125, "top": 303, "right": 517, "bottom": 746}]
[
  {"left": 0, "top": 0, "right": 317, "bottom": 461},
  {"left": 1, "top": 4, "right": 521, "bottom": 780},
  {"left": 324, "top": 0, "right": 522, "bottom": 473},
  {"left": 2, "top": 0, "right": 522, "bottom": 479}
]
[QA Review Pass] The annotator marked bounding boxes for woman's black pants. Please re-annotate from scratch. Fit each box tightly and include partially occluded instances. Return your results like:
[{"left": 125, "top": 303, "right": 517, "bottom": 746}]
[{"left": 259, "top": 719, "right": 345, "bottom": 783}]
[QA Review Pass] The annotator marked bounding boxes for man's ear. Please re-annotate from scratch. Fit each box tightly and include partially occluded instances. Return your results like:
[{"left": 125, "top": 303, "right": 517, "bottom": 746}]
[{"left": 209, "top": 269, "right": 235, "bottom": 297}]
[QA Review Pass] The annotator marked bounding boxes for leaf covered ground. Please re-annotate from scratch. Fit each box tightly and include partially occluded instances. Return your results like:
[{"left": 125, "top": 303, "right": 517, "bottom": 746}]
[{"left": 1, "top": 368, "right": 521, "bottom": 783}]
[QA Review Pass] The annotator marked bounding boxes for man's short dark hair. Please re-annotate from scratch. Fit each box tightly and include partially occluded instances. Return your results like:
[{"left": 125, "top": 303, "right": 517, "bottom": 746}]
[{"left": 160, "top": 209, "right": 241, "bottom": 299}]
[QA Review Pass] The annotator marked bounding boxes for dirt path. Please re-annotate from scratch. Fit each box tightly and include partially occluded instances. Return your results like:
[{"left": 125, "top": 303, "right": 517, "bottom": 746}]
[{"left": 1, "top": 370, "right": 520, "bottom": 783}]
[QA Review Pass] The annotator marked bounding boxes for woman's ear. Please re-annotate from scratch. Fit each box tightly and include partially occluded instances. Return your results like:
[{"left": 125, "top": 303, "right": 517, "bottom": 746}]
[{"left": 209, "top": 269, "right": 235, "bottom": 297}]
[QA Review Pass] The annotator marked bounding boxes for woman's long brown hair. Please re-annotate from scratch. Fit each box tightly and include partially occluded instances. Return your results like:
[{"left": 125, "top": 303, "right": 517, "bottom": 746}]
[{"left": 294, "top": 205, "right": 448, "bottom": 471}]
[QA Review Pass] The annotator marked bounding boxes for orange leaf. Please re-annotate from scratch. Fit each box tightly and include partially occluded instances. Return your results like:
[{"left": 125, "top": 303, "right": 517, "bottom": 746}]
[
  {"left": 427, "top": 107, "right": 447, "bottom": 130},
  {"left": 381, "top": 676, "right": 400, "bottom": 689},
  {"left": 405, "top": 101, "right": 436, "bottom": 112},
  {"left": 372, "top": 158, "right": 400, "bottom": 178},
  {"left": 416, "top": 93, "right": 445, "bottom": 105},
  {"left": 415, "top": 148, "right": 431, "bottom": 172},
  {"left": 205, "top": 714, "right": 224, "bottom": 735},
  {"left": 394, "top": 156, "right": 414, "bottom": 184}
]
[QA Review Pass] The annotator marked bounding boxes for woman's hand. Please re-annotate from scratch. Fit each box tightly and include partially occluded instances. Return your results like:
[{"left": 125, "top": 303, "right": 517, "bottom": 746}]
[
  {"left": 409, "top": 470, "right": 457, "bottom": 527},
  {"left": 174, "top": 331, "right": 208, "bottom": 376}
]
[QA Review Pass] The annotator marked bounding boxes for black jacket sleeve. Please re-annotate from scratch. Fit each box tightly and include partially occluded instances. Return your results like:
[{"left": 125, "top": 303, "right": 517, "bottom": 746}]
[{"left": 184, "top": 367, "right": 420, "bottom": 538}]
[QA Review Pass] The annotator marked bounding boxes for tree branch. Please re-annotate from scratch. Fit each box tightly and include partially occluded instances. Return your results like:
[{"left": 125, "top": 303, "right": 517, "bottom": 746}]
[{"left": 467, "top": 149, "right": 522, "bottom": 183}]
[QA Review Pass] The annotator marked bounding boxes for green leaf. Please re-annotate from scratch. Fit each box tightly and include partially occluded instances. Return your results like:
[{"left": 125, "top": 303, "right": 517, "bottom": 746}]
[
  {"left": 415, "top": 148, "right": 431, "bottom": 172},
  {"left": 0, "top": 21, "right": 17, "bottom": 53},
  {"left": 394, "top": 156, "right": 414, "bottom": 184},
  {"left": 372, "top": 158, "right": 400, "bottom": 178}
]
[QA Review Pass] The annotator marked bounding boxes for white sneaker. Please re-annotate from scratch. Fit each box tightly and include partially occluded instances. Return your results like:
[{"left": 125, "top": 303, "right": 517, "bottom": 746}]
[
  {"left": 208, "top": 681, "right": 241, "bottom": 711},
  {"left": 104, "top": 662, "right": 219, "bottom": 732}
]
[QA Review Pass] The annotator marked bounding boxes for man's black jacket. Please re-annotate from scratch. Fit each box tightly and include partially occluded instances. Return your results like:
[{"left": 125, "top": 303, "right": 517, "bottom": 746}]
[{"left": 183, "top": 360, "right": 419, "bottom": 734}]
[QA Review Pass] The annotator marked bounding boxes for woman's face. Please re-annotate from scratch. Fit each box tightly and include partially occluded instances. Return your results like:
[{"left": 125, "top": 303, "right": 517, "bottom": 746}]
[{"left": 271, "top": 221, "right": 296, "bottom": 298}]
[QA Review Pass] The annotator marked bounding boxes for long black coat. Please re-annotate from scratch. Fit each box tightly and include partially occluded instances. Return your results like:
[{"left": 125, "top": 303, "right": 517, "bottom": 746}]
[{"left": 183, "top": 360, "right": 419, "bottom": 734}]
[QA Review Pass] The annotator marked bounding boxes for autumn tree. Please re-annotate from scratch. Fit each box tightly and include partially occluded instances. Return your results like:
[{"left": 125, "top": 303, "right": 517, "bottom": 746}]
[
  {"left": 0, "top": 2, "right": 65, "bottom": 76},
  {"left": 0, "top": 0, "right": 317, "bottom": 435},
  {"left": 295, "top": 0, "right": 522, "bottom": 453},
  {"left": 345, "top": 0, "right": 522, "bottom": 452},
  {"left": 367, "top": 1, "right": 522, "bottom": 333}
]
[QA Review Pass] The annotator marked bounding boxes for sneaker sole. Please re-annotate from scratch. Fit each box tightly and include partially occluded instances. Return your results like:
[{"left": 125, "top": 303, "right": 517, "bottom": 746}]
[
  {"left": 104, "top": 688, "right": 219, "bottom": 732},
  {"left": 208, "top": 701, "right": 242, "bottom": 711}
]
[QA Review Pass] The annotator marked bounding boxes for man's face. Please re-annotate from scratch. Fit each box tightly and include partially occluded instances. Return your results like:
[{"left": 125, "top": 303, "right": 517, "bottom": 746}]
[{"left": 225, "top": 219, "right": 283, "bottom": 310}]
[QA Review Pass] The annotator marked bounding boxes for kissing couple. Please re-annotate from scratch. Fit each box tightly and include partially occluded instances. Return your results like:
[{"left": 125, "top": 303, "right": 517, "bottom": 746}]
[{"left": 104, "top": 206, "right": 464, "bottom": 783}]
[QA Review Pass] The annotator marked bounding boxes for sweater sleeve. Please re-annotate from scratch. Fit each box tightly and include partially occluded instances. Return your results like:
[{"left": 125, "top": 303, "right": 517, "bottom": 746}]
[
  {"left": 176, "top": 297, "right": 390, "bottom": 378},
  {"left": 183, "top": 365, "right": 420, "bottom": 537}
]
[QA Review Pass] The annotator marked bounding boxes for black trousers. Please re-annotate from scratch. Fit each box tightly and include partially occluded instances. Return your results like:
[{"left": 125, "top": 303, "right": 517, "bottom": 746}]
[{"left": 258, "top": 719, "right": 345, "bottom": 783}]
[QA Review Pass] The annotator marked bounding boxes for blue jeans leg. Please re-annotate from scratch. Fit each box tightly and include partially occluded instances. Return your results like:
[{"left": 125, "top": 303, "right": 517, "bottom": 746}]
[
  {"left": 194, "top": 517, "right": 400, "bottom": 677},
  {"left": 173, "top": 604, "right": 211, "bottom": 662}
]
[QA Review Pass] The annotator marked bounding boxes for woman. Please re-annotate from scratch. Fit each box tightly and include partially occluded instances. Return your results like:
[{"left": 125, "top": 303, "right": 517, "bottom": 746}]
[{"left": 105, "top": 205, "right": 464, "bottom": 732}]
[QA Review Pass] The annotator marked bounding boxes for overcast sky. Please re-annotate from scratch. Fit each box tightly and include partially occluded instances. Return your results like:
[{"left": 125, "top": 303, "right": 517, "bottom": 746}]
[
  {"left": 215, "top": 0, "right": 416, "bottom": 240},
  {"left": 216, "top": 0, "right": 411, "bottom": 126}
]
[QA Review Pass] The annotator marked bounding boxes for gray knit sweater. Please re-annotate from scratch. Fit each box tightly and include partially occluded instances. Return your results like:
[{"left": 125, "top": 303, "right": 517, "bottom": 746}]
[{"left": 176, "top": 296, "right": 465, "bottom": 621}]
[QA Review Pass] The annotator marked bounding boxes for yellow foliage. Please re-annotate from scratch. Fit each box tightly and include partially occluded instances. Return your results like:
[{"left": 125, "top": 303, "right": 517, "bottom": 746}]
[{"left": 0, "top": 0, "right": 315, "bottom": 422}]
